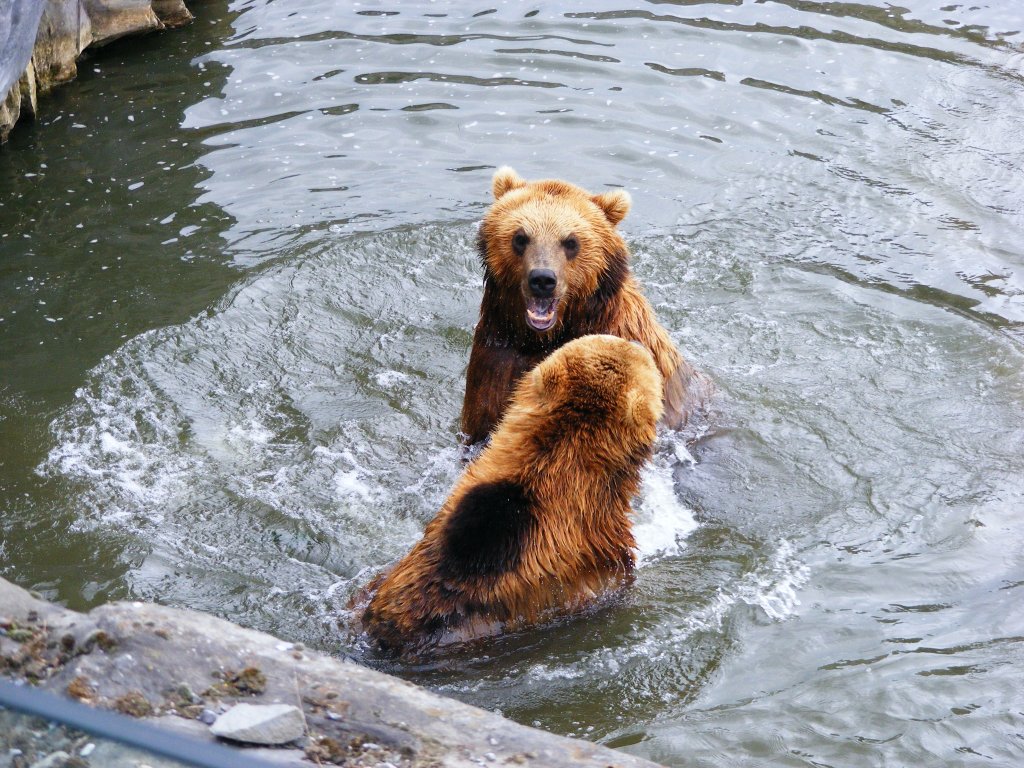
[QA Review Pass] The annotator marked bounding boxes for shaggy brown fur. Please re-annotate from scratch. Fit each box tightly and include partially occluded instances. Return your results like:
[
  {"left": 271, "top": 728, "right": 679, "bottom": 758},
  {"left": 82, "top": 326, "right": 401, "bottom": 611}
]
[
  {"left": 460, "top": 166, "right": 711, "bottom": 445},
  {"left": 360, "top": 335, "right": 663, "bottom": 655}
]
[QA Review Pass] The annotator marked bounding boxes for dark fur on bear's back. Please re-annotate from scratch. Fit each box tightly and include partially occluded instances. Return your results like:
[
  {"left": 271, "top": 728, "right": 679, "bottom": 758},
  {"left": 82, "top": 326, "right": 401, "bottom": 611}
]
[
  {"left": 439, "top": 480, "right": 535, "bottom": 579},
  {"left": 359, "top": 335, "right": 664, "bottom": 656},
  {"left": 460, "top": 167, "right": 710, "bottom": 446}
]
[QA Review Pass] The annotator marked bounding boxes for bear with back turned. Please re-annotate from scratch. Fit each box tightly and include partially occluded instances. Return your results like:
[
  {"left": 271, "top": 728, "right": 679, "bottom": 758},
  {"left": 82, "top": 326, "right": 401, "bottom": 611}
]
[
  {"left": 460, "top": 166, "right": 711, "bottom": 446},
  {"left": 360, "top": 335, "right": 663, "bottom": 655}
]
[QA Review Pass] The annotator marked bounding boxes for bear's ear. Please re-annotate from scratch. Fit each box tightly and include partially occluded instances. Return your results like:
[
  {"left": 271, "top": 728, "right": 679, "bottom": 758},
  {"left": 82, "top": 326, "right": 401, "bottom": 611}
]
[
  {"left": 492, "top": 166, "right": 527, "bottom": 199},
  {"left": 592, "top": 189, "right": 631, "bottom": 226},
  {"left": 624, "top": 386, "right": 659, "bottom": 427},
  {"left": 531, "top": 362, "right": 566, "bottom": 398}
]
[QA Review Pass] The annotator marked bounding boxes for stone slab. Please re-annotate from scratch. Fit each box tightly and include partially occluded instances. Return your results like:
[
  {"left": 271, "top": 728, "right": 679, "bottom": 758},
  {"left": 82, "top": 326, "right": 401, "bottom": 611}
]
[{"left": 0, "top": 577, "right": 665, "bottom": 768}]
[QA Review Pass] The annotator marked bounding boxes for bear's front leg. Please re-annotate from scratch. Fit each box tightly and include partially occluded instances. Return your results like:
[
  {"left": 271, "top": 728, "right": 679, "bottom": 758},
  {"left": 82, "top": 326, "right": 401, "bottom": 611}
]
[{"left": 460, "top": 343, "right": 541, "bottom": 445}]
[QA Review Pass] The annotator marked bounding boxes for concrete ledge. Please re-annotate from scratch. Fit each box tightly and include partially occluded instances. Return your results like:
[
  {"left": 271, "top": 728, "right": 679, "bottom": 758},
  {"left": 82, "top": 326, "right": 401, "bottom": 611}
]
[{"left": 0, "top": 577, "right": 664, "bottom": 767}]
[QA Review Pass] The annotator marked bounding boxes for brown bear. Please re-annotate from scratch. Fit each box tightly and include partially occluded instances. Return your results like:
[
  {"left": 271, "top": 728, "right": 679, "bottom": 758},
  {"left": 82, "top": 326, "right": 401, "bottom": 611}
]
[
  {"left": 359, "top": 335, "right": 663, "bottom": 655},
  {"left": 460, "top": 166, "right": 711, "bottom": 446}
]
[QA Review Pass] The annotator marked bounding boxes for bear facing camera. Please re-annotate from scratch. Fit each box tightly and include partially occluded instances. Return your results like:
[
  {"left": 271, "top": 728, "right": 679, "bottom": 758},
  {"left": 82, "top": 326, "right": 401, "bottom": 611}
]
[
  {"left": 460, "top": 166, "right": 712, "bottom": 446},
  {"left": 358, "top": 334, "right": 664, "bottom": 656}
]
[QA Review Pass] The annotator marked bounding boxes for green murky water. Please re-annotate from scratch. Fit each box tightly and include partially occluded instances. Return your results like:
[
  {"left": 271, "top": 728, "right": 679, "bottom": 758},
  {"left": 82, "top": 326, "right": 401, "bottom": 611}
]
[{"left": 2, "top": 2, "right": 1023, "bottom": 765}]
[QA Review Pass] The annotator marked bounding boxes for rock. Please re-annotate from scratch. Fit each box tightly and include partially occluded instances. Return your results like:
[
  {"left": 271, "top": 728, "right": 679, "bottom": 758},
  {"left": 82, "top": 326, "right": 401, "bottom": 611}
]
[
  {"left": 32, "top": 0, "right": 93, "bottom": 92},
  {"left": 0, "top": 0, "right": 47, "bottom": 94},
  {"left": 27, "top": 751, "right": 72, "bottom": 768},
  {"left": 2, "top": 0, "right": 198, "bottom": 142},
  {"left": 152, "top": 0, "right": 192, "bottom": 28},
  {"left": 198, "top": 708, "right": 218, "bottom": 725},
  {"left": 0, "top": 576, "right": 665, "bottom": 767},
  {"left": 18, "top": 61, "right": 37, "bottom": 118},
  {"left": 175, "top": 682, "right": 198, "bottom": 703},
  {"left": 82, "top": 0, "right": 161, "bottom": 47},
  {"left": 209, "top": 703, "right": 305, "bottom": 745},
  {"left": 0, "top": 82, "right": 22, "bottom": 142}
]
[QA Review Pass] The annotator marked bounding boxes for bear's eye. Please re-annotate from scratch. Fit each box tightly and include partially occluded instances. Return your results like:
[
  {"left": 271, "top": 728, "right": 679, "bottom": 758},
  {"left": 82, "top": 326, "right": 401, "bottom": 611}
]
[
  {"left": 563, "top": 236, "right": 580, "bottom": 258},
  {"left": 512, "top": 230, "right": 530, "bottom": 255}
]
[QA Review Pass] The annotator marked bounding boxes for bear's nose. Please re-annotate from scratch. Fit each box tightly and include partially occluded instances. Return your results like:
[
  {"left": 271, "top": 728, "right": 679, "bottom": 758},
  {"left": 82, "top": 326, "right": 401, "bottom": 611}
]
[{"left": 528, "top": 269, "right": 557, "bottom": 298}]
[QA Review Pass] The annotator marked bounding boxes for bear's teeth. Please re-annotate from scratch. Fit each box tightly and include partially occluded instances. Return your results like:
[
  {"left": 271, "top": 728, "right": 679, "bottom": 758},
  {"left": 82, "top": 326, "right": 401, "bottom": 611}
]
[{"left": 526, "top": 299, "right": 557, "bottom": 331}]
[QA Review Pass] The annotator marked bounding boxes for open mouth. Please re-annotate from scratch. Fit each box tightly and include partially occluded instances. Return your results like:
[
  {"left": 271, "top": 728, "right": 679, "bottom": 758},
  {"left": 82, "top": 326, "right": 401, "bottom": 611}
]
[{"left": 525, "top": 297, "right": 558, "bottom": 331}]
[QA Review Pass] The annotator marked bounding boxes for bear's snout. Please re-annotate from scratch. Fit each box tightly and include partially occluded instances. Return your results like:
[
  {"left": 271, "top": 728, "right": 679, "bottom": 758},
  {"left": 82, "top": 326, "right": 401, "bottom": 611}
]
[{"left": 527, "top": 268, "right": 558, "bottom": 298}]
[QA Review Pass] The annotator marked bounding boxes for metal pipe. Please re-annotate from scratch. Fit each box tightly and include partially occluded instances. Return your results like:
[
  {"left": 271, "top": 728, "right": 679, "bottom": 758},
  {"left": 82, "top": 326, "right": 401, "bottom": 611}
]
[{"left": 0, "top": 679, "right": 284, "bottom": 768}]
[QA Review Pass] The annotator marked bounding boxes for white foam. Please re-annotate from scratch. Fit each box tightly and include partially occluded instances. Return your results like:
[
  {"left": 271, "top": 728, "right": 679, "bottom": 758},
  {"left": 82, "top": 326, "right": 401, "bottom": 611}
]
[
  {"left": 734, "top": 538, "right": 809, "bottom": 621},
  {"left": 331, "top": 449, "right": 380, "bottom": 503},
  {"left": 39, "top": 340, "right": 199, "bottom": 529},
  {"left": 402, "top": 443, "right": 462, "bottom": 504},
  {"left": 374, "top": 369, "right": 410, "bottom": 388},
  {"left": 526, "top": 662, "right": 587, "bottom": 682},
  {"left": 455, "top": 538, "right": 811, "bottom": 696},
  {"left": 98, "top": 431, "right": 133, "bottom": 455},
  {"left": 633, "top": 441, "right": 699, "bottom": 565},
  {"left": 679, "top": 538, "right": 810, "bottom": 635},
  {"left": 334, "top": 468, "right": 375, "bottom": 502},
  {"left": 228, "top": 419, "right": 275, "bottom": 446}
]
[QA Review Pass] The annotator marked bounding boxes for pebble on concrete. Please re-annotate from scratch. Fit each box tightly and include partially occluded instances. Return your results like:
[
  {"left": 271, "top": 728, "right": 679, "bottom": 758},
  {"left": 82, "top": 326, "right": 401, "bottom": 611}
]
[{"left": 208, "top": 702, "right": 306, "bottom": 746}]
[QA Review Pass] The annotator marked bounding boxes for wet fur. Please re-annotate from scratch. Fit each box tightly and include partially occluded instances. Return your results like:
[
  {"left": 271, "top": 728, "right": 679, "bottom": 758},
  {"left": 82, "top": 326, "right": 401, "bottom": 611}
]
[
  {"left": 360, "top": 335, "right": 664, "bottom": 656},
  {"left": 460, "top": 167, "right": 711, "bottom": 445}
]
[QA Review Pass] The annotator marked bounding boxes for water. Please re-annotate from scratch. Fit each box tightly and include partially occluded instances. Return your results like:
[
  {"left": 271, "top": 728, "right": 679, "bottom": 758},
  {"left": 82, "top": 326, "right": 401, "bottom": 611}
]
[{"left": 2, "top": 1, "right": 1023, "bottom": 765}]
